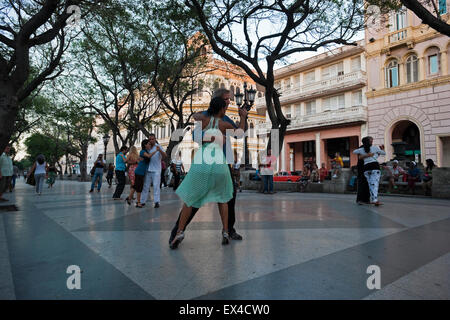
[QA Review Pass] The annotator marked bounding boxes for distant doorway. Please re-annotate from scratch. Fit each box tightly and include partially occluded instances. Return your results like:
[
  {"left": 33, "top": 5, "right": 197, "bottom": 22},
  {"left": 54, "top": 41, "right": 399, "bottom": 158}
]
[{"left": 392, "top": 120, "right": 421, "bottom": 162}]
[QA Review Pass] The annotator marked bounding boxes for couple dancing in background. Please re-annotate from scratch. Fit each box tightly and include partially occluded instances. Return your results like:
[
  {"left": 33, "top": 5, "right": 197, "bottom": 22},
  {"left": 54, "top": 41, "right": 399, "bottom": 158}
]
[
  {"left": 354, "top": 136, "right": 386, "bottom": 206},
  {"left": 170, "top": 91, "right": 248, "bottom": 249}
]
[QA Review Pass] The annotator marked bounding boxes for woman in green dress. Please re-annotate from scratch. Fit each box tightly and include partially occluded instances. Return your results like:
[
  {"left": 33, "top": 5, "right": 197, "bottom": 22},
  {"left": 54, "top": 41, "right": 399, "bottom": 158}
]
[{"left": 171, "top": 97, "right": 247, "bottom": 249}]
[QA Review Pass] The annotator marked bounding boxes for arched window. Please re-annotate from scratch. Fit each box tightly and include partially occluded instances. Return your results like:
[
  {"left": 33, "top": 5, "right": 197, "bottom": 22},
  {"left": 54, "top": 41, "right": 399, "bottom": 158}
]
[
  {"left": 236, "top": 87, "right": 241, "bottom": 95},
  {"left": 385, "top": 60, "right": 399, "bottom": 88},
  {"left": 406, "top": 55, "right": 418, "bottom": 83},
  {"left": 214, "top": 81, "right": 219, "bottom": 90},
  {"left": 220, "top": 82, "right": 225, "bottom": 89},
  {"left": 250, "top": 123, "right": 255, "bottom": 138},
  {"left": 258, "top": 92, "right": 262, "bottom": 98},
  {"left": 425, "top": 47, "right": 440, "bottom": 76},
  {"left": 230, "top": 85, "right": 235, "bottom": 101}
]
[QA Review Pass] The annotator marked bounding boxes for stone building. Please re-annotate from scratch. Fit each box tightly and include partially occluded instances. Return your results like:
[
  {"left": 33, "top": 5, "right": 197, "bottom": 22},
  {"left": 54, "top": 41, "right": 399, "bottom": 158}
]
[{"left": 365, "top": 2, "right": 450, "bottom": 166}]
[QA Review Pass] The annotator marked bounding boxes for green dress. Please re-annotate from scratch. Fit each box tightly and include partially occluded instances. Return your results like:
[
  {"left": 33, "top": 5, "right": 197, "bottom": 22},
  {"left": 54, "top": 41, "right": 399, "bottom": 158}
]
[
  {"left": 47, "top": 171, "right": 56, "bottom": 185},
  {"left": 176, "top": 116, "right": 233, "bottom": 208}
]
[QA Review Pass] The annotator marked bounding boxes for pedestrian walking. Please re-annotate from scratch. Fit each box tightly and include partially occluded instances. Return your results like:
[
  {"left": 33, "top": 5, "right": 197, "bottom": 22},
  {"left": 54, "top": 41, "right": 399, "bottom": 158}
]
[
  {"left": 0, "top": 145, "right": 13, "bottom": 201},
  {"left": 89, "top": 154, "right": 106, "bottom": 193},
  {"left": 170, "top": 96, "right": 247, "bottom": 249},
  {"left": 160, "top": 159, "right": 167, "bottom": 188},
  {"left": 112, "top": 146, "right": 128, "bottom": 200},
  {"left": 29, "top": 154, "right": 48, "bottom": 196},
  {"left": 169, "top": 89, "right": 245, "bottom": 245},
  {"left": 106, "top": 164, "right": 114, "bottom": 188},
  {"left": 11, "top": 164, "right": 19, "bottom": 191},
  {"left": 353, "top": 136, "right": 386, "bottom": 206},
  {"left": 140, "top": 135, "right": 166, "bottom": 208}
]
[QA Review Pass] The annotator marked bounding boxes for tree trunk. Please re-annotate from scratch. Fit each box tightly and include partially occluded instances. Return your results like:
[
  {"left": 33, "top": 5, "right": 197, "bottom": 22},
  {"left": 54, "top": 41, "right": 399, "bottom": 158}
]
[
  {"left": 80, "top": 145, "right": 88, "bottom": 181},
  {"left": 57, "top": 162, "right": 64, "bottom": 179},
  {"left": 0, "top": 83, "right": 19, "bottom": 152},
  {"left": 263, "top": 86, "right": 288, "bottom": 158},
  {"left": 165, "top": 122, "right": 189, "bottom": 165}
]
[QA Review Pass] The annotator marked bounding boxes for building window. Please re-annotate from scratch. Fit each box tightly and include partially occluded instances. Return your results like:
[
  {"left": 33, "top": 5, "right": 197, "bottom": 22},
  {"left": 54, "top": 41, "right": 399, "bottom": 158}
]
[
  {"left": 406, "top": 55, "right": 419, "bottom": 83},
  {"left": 429, "top": 54, "right": 439, "bottom": 75},
  {"left": 284, "top": 106, "right": 292, "bottom": 118},
  {"left": 304, "top": 71, "right": 315, "bottom": 83},
  {"left": 323, "top": 95, "right": 344, "bottom": 111},
  {"left": 385, "top": 60, "right": 399, "bottom": 88},
  {"left": 295, "top": 104, "right": 301, "bottom": 116},
  {"left": 285, "top": 78, "right": 291, "bottom": 90},
  {"left": 250, "top": 123, "right": 254, "bottom": 138},
  {"left": 439, "top": 0, "right": 447, "bottom": 14},
  {"left": 230, "top": 85, "right": 235, "bottom": 101},
  {"left": 391, "top": 8, "right": 407, "bottom": 31},
  {"left": 351, "top": 56, "right": 361, "bottom": 72},
  {"left": 220, "top": 82, "right": 225, "bottom": 89},
  {"left": 322, "top": 62, "right": 344, "bottom": 79},
  {"left": 305, "top": 101, "right": 316, "bottom": 115},
  {"left": 352, "top": 90, "right": 363, "bottom": 106}
]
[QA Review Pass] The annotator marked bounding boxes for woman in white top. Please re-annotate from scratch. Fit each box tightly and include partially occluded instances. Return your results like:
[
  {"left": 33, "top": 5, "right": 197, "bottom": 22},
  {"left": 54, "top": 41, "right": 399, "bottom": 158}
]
[
  {"left": 29, "top": 154, "right": 48, "bottom": 195},
  {"left": 353, "top": 136, "right": 386, "bottom": 206}
]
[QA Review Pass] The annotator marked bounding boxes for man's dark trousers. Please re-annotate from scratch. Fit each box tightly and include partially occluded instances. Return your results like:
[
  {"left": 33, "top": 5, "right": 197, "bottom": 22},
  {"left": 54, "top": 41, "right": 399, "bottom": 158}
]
[
  {"left": 169, "top": 166, "right": 237, "bottom": 243},
  {"left": 113, "top": 170, "right": 126, "bottom": 198}
]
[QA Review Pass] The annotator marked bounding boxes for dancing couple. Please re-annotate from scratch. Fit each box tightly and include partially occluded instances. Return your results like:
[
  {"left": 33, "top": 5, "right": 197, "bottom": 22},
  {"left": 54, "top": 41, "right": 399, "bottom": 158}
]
[
  {"left": 170, "top": 94, "right": 248, "bottom": 249},
  {"left": 353, "top": 136, "right": 386, "bottom": 206}
]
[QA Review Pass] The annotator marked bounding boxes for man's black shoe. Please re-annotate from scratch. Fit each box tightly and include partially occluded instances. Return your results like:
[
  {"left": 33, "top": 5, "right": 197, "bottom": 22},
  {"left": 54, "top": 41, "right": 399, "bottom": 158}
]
[
  {"left": 229, "top": 231, "right": 243, "bottom": 240},
  {"left": 154, "top": 202, "right": 160, "bottom": 208}
]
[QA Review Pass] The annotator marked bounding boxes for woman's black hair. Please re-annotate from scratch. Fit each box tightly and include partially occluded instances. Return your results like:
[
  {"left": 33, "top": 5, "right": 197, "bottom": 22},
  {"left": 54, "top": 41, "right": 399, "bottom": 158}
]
[
  {"left": 426, "top": 158, "right": 435, "bottom": 170},
  {"left": 36, "top": 154, "right": 45, "bottom": 165},
  {"left": 141, "top": 139, "right": 149, "bottom": 149},
  {"left": 362, "top": 136, "right": 372, "bottom": 153},
  {"left": 119, "top": 146, "right": 128, "bottom": 152},
  {"left": 207, "top": 97, "right": 226, "bottom": 116}
]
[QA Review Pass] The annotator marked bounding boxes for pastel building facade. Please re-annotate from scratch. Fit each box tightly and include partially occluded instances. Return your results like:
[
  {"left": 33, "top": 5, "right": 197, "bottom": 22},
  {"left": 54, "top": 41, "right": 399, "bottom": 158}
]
[
  {"left": 255, "top": 41, "right": 368, "bottom": 172},
  {"left": 365, "top": 2, "right": 450, "bottom": 166}
]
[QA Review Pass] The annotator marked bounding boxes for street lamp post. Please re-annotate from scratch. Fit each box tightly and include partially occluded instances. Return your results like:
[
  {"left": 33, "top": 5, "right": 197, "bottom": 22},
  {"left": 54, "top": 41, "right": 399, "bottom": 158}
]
[
  {"left": 102, "top": 134, "right": 110, "bottom": 164},
  {"left": 235, "top": 82, "right": 256, "bottom": 170}
]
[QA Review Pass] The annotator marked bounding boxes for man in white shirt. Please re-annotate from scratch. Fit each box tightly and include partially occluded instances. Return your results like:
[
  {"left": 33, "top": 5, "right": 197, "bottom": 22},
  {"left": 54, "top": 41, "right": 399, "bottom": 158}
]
[
  {"left": 260, "top": 149, "right": 277, "bottom": 194},
  {"left": 141, "top": 134, "right": 167, "bottom": 208},
  {"left": 0, "top": 145, "right": 13, "bottom": 201}
]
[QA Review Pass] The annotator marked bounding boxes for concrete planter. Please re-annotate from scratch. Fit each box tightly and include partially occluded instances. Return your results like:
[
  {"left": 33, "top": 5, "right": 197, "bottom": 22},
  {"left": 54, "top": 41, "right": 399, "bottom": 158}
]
[{"left": 432, "top": 167, "right": 450, "bottom": 199}]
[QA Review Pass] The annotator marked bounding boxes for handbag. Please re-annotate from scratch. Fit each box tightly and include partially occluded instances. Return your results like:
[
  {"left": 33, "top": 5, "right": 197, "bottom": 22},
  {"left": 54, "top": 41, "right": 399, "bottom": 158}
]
[
  {"left": 90, "top": 166, "right": 95, "bottom": 176},
  {"left": 26, "top": 169, "right": 36, "bottom": 186}
]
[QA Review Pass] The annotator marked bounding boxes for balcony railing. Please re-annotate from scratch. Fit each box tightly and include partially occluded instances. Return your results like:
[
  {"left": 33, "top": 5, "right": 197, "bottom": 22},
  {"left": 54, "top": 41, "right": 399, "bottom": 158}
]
[
  {"left": 256, "top": 105, "right": 368, "bottom": 134},
  {"left": 254, "top": 70, "right": 366, "bottom": 108},
  {"left": 385, "top": 26, "right": 412, "bottom": 45}
]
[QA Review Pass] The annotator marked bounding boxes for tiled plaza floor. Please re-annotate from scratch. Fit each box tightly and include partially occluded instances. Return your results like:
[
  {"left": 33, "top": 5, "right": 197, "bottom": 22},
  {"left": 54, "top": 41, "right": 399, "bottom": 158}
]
[{"left": 0, "top": 179, "right": 449, "bottom": 299}]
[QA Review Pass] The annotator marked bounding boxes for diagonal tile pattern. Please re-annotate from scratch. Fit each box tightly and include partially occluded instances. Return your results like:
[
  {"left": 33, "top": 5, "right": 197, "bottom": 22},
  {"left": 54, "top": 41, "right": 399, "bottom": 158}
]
[{"left": 0, "top": 179, "right": 449, "bottom": 299}]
